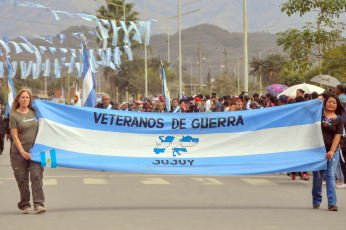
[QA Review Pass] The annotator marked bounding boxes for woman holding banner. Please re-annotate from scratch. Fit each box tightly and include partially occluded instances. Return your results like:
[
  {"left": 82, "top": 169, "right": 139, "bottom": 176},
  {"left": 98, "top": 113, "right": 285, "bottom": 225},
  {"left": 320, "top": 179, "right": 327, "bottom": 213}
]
[
  {"left": 312, "top": 94, "right": 344, "bottom": 211},
  {"left": 9, "top": 89, "right": 45, "bottom": 214}
]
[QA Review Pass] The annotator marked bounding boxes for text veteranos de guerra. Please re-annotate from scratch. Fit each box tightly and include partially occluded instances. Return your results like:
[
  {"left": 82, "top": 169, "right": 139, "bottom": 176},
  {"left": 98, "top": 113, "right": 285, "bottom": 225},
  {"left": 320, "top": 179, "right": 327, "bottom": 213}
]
[{"left": 94, "top": 112, "right": 244, "bottom": 129}]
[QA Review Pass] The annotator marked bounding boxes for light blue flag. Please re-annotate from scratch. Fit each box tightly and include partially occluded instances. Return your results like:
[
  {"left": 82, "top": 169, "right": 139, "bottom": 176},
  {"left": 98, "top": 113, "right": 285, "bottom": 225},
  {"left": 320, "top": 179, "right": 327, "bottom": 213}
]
[
  {"left": 39, "top": 46, "right": 47, "bottom": 53},
  {"left": 20, "top": 61, "right": 27, "bottom": 79},
  {"left": 123, "top": 45, "right": 133, "bottom": 61},
  {"left": 54, "top": 58, "right": 61, "bottom": 78},
  {"left": 89, "top": 49, "right": 98, "bottom": 72},
  {"left": 33, "top": 48, "right": 41, "bottom": 79},
  {"left": 70, "top": 49, "right": 76, "bottom": 57},
  {"left": 97, "top": 49, "right": 106, "bottom": 66},
  {"left": 105, "top": 48, "right": 112, "bottom": 67},
  {"left": 25, "top": 61, "right": 33, "bottom": 78},
  {"left": 81, "top": 42, "right": 97, "bottom": 108},
  {"left": 60, "top": 48, "right": 68, "bottom": 54},
  {"left": 44, "top": 35, "right": 53, "bottom": 44},
  {"left": 2, "top": 36, "right": 9, "bottom": 43},
  {"left": 49, "top": 47, "right": 56, "bottom": 54},
  {"left": 4, "top": 76, "right": 16, "bottom": 119},
  {"left": 120, "top": 21, "right": 130, "bottom": 45},
  {"left": 0, "top": 40, "right": 11, "bottom": 54},
  {"left": 8, "top": 41, "right": 22, "bottom": 54},
  {"left": 145, "top": 20, "right": 157, "bottom": 46},
  {"left": 60, "top": 57, "right": 66, "bottom": 65},
  {"left": 57, "top": 34, "right": 65, "bottom": 44},
  {"left": 109, "top": 61, "right": 116, "bottom": 70},
  {"left": 128, "top": 21, "right": 142, "bottom": 44},
  {"left": 19, "top": 43, "right": 34, "bottom": 53},
  {"left": 32, "top": 63, "right": 38, "bottom": 79},
  {"left": 18, "top": 35, "right": 35, "bottom": 51},
  {"left": 102, "top": 38, "right": 107, "bottom": 51},
  {"left": 110, "top": 20, "right": 121, "bottom": 46},
  {"left": 78, "top": 49, "right": 83, "bottom": 62},
  {"left": 72, "top": 32, "right": 84, "bottom": 40},
  {"left": 88, "top": 31, "right": 102, "bottom": 41},
  {"left": 100, "top": 19, "right": 110, "bottom": 28},
  {"left": 32, "top": 35, "right": 52, "bottom": 44},
  {"left": 0, "top": 62, "right": 4, "bottom": 78},
  {"left": 43, "top": 59, "right": 50, "bottom": 77},
  {"left": 160, "top": 63, "right": 171, "bottom": 112},
  {"left": 29, "top": 99, "right": 327, "bottom": 175},
  {"left": 134, "top": 21, "right": 146, "bottom": 43},
  {"left": 113, "top": 47, "right": 122, "bottom": 68},
  {"left": 97, "top": 20, "right": 109, "bottom": 40},
  {"left": 68, "top": 57, "right": 75, "bottom": 74},
  {"left": 7, "top": 57, "right": 17, "bottom": 78},
  {"left": 75, "top": 62, "right": 82, "bottom": 77}
]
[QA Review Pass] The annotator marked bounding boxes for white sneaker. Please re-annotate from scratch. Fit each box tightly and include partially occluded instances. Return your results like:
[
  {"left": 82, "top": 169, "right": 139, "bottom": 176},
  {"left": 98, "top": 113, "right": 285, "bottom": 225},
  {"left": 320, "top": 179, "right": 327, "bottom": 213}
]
[
  {"left": 22, "top": 207, "right": 30, "bottom": 214},
  {"left": 33, "top": 206, "right": 46, "bottom": 214},
  {"left": 336, "top": 184, "right": 346, "bottom": 189}
]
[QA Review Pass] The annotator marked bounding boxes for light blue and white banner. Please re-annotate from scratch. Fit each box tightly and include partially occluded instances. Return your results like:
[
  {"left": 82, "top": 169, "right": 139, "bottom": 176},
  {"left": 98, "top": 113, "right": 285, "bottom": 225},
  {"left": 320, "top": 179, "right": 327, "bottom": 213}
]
[{"left": 30, "top": 99, "right": 327, "bottom": 175}]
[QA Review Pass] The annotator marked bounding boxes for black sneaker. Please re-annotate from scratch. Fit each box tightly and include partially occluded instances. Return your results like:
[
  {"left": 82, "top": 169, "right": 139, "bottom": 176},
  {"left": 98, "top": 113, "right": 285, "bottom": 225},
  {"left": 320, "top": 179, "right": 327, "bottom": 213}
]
[
  {"left": 328, "top": 205, "right": 338, "bottom": 211},
  {"left": 313, "top": 204, "right": 320, "bottom": 209}
]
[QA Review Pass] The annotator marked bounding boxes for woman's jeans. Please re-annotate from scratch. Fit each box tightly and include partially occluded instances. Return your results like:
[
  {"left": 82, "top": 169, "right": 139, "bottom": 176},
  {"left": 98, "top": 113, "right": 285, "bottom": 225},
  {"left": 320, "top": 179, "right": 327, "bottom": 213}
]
[{"left": 312, "top": 150, "right": 339, "bottom": 207}]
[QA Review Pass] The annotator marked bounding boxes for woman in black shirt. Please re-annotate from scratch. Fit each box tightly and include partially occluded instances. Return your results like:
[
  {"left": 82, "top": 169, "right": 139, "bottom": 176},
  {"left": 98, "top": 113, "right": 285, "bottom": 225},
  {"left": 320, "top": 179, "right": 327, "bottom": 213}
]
[{"left": 312, "top": 94, "right": 344, "bottom": 211}]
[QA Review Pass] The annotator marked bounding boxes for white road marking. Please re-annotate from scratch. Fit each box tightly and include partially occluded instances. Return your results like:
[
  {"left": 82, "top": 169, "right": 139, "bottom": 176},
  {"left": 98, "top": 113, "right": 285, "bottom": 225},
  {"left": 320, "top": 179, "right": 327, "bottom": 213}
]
[
  {"left": 83, "top": 178, "right": 109, "bottom": 185},
  {"left": 192, "top": 178, "right": 223, "bottom": 185},
  {"left": 241, "top": 178, "right": 277, "bottom": 186},
  {"left": 43, "top": 179, "right": 57, "bottom": 186},
  {"left": 141, "top": 178, "right": 170, "bottom": 184}
]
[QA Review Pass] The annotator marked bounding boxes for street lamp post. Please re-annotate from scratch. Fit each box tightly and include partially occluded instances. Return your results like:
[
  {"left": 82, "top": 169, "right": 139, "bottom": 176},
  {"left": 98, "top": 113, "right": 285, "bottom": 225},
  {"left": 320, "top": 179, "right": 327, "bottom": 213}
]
[{"left": 243, "top": 0, "right": 249, "bottom": 96}]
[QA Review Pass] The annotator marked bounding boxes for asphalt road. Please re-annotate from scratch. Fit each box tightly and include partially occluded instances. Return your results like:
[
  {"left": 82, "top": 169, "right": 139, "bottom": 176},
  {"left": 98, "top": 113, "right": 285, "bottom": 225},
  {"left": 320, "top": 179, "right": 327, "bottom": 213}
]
[{"left": 0, "top": 141, "right": 345, "bottom": 230}]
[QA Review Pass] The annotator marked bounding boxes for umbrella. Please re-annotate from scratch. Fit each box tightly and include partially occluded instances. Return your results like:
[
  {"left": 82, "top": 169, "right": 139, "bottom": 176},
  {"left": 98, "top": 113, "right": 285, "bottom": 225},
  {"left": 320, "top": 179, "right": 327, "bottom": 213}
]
[
  {"left": 135, "top": 100, "right": 143, "bottom": 104},
  {"left": 278, "top": 83, "right": 325, "bottom": 97},
  {"left": 266, "top": 84, "right": 288, "bottom": 96},
  {"left": 310, "top": 75, "right": 341, "bottom": 87}
]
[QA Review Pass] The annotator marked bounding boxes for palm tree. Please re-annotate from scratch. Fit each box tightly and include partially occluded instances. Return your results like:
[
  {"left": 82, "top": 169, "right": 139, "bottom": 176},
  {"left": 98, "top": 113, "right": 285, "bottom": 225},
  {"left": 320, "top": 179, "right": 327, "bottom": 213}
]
[{"left": 96, "top": 0, "right": 140, "bottom": 101}]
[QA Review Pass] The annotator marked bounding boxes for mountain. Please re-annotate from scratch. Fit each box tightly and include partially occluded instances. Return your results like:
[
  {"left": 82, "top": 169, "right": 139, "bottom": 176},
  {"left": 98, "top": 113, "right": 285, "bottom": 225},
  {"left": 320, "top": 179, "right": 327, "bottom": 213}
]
[
  {"left": 145, "top": 23, "right": 282, "bottom": 78},
  {"left": 0, "top": 0, "right": 317, "bottom": 38}
]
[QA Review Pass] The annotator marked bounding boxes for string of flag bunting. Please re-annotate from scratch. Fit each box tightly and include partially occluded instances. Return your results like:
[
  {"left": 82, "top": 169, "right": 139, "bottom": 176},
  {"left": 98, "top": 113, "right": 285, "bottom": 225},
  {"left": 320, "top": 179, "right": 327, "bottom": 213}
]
[{"left": 0, "top": 0, "right": 157, "bottom": 79}]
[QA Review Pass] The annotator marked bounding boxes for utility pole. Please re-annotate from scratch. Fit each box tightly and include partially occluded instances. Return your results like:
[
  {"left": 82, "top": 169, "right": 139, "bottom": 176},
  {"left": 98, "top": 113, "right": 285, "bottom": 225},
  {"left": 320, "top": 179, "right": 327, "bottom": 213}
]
[
  {"left": 167, "top": 18, "right": 170, "bottom": 67},
  {"left": 220, "top": 59, "right": 223, "bottom": 74},
  {"left": 209, "top": 67, "right": 211, "bottom": 92},
  {"left": 178, "top": 0, "right": 183, "bottom": 98},
  {"left": 144, "top": 0, "right": 148, "bottom": 97},
  {"left": 224, "top": 48, "right": 227, "bottom": 74},
  {"left": 189, "top": 60, "right": 193, "bottom": 95},
  {"left": 237, "top": 56, "right": 240, "bottom": 96},
  {"left": 243, "top": 0, "right": 249, "bottom": 96},
  {"left": 198, "top": 42, "right": 202, "bottom": 92}
]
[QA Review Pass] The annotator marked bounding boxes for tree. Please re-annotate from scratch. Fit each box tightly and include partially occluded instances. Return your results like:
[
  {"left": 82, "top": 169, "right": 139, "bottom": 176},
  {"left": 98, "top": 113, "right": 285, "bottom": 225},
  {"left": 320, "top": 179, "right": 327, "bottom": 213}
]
[
  {"left": 250, "top": 54, "right": 288, "bottom": 86},
  {"left": 277, "top": 0, "right": 346, "bottom": 72},
  {"left": 96, "top": 0, "right": 140, "bottom": 99}
]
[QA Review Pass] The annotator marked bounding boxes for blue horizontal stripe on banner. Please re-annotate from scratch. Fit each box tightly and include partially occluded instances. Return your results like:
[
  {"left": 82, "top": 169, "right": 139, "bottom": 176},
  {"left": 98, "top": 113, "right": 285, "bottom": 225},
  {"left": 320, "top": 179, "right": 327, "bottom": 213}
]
[
  {"left": 30, "top": 144, "right": 327, "bottom": 175},
  {"left": 32, "top": 99, "right": 323, "bottom": 135}
]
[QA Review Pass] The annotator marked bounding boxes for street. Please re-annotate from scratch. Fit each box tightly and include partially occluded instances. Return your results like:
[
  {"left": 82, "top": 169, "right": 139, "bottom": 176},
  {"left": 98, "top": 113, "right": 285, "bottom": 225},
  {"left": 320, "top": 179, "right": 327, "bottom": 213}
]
[{"left": 0, "top": 141, "right": 345, "bottom": 230}]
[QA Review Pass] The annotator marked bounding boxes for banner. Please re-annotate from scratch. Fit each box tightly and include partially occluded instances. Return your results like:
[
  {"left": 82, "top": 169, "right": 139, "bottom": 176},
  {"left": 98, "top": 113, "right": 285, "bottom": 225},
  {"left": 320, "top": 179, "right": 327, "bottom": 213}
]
[{"left": 30, "top": 99, "right": 327, "bottom": 175}]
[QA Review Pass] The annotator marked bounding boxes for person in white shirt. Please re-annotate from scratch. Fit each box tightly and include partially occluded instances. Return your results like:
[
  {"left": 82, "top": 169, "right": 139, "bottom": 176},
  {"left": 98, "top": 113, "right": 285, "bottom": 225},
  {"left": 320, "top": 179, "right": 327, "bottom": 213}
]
[{"left": 205, "top": 95, "right": 211, "bottom": 112}]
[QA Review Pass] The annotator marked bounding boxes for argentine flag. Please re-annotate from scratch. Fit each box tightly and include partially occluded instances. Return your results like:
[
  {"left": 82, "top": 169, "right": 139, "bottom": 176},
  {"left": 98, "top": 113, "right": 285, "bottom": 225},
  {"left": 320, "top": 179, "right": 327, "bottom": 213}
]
[
  {"left": 5, "top": 56, "right": 16, "bottom": 119},
  {"left": 160, "top": 62, "right": 171, "bottom": 112},
  {"left": 81, "top": 41, "right": 97, "bottom": 107},
  {"left": 40, "top": 149, "right": 57, "bottom": 168}
]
